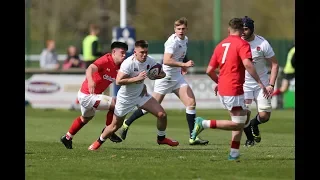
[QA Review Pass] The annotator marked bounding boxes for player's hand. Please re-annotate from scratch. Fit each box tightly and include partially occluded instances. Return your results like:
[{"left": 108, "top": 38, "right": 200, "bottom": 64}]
[
  {"left": 259, "top": 84, "right": 270, "bottom": 99},
  {"left": 136, "top": 71, "right": 147, "bottom": 81},
  {"left": 88, "top": 80, "right": 96, "bottom": 94},
  {"left": 214, "top": 85, "right": 218, "bottom": 96},
  {"left": 183, "top": 60, "right": 194, "bottom": 68},
  {"left": 181, "top": 67, "right": 188, "bottom": 75},
  {"left": 266, "top": 85, "right": 274, "bottom": 97}
]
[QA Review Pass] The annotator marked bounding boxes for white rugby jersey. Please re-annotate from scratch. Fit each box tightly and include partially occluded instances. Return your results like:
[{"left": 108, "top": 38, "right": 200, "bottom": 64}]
[
  {"left": 163, "top": 34, "right": 188, "bottom": 78},
  {"left": 117, "top": 55, "right": 157, "bottom": 102},
  {"left": 244, "top": 35, "right": 275, "bottom": 88}
]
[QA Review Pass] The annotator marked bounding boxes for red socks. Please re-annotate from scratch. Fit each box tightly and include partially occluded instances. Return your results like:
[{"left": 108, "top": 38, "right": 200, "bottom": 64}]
[
  {"left": 106, "top": 111, "right": 114, "bottom": 126},
  {"left": 210, "top": 120, "right": 217, "bottom": 128},
  {"left": 67, "top": 116, "right": 86, "bottom": 139},
  {"left": 272, "top": 89, "right": 281, "bottom": 96},
  {"left": 66, "top": 110, "right": 113, "bottom": 140},
  {"left": 231, "top": 141, "right": 240, "bottom": 149}
]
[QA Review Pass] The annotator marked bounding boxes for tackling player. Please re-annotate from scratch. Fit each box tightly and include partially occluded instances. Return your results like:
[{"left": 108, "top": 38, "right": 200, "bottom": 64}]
[
  {"left": 191, "top": 18, "right": 269, "bottom": 160},
  {"left": 241, "top": 16, "right": 279, "bottom": 146},
  {"left": 60, "top": 42, "right": 128, "bottom": 149},
  {"left": 118, "top": 17, "right": 209, "bottom": 145},
  {"left": 88, "top": 40, "right": 179, "bottom": 150}
]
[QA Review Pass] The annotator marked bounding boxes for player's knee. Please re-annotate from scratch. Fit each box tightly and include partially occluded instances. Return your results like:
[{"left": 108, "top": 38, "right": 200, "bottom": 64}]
[
  {"left": 260, "top": 118, "right": 269, "bottom": 123},
  {"left": 231, "top": 115, "right": 247, "bottom": 130},
  {"left": 258, "top": 114, "right": 270, "bottom": 123},
  {"left": 186, "top": 101, "right": 196, "bottom": 110},
  {"left": 81, "top": 116, "right": 93, "bottom": 123},
  {"left": 258, "top": 105, "right": 272, "bottom": 113},
  {"left": 185, "top": 98, "right": 197, "bottom": 110},
  {"left": 157, "top": 111, "right": 167, "bottom": 120}
]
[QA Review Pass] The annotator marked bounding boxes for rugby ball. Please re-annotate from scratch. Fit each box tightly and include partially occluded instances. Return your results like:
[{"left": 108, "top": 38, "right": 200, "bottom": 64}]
[{"left": 147, "top": 63, "right": 162, "bottom": 80}]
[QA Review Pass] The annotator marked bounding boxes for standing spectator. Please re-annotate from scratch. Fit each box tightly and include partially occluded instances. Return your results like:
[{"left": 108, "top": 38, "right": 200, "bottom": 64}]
[
  {"left": 39, "top": 40, "right": 60, "bottom": 70},
  {"left": 272, "top": 44, "right": 295, "bottom": 96},
  {"left": 82, "top": 24, "right": 103, "bottom": 68},
  {"left": 63, "top": 45, "right": 85, "bottom": 70}
]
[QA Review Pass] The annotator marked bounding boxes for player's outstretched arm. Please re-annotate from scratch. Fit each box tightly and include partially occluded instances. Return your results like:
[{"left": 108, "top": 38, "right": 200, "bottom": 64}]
[{"left": 116, "top": 71, "right": 147, "bottom": 85}]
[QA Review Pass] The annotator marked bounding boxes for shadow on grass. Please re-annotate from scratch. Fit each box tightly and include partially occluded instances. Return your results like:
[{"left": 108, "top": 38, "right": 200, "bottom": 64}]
[{"left": 111, "top": 147, "right": 216, "bottom": 151}]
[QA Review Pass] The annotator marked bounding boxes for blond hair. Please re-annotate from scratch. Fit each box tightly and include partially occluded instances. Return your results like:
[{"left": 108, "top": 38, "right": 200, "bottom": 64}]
[{"left": 174, "top": 17, "right": 188, "bottom": 27}]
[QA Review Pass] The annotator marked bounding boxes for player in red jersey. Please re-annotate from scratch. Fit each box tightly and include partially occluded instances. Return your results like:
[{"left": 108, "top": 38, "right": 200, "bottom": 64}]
[
  {"left": 191, "top": 18, "right": 269, "bottom": 160},
  {"left": 60, "top": 41, "right": 128, "bottom": 149}
]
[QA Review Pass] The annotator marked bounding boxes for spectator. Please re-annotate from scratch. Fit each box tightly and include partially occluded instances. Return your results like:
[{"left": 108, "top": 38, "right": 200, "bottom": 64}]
[
  {"left": 82, "top": 24, "right": 103, "bottom": 68},
  {"left": 39, "top": 40, "right": 60, "bottom": 70},
  {"left": 272, "top": 43, "right": 295, "bottom": 96},
  {"left": 63, "top": 45, "right": 85, "bottom": 70}
]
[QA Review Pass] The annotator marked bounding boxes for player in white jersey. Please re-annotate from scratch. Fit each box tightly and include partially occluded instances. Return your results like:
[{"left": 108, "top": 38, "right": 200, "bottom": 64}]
[
  {"left": 118, "top": 17, "right": 209, "bottom": 145},
  {"left": 88, "top": 40, "right": 179, "bottom": 150},
  {"left": 241, "top": 16, "right": 279, "bottom": 146}
]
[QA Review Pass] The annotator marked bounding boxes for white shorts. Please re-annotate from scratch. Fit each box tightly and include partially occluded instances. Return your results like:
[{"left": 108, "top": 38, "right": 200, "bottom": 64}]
[
  {"left": 114, "top": 94, "right": 152, "bottom": 117},
  {"left": 153, "top": 77, "right": 188, "bottom": 95},
  {"left": 244, "top": 88, "right": 272, "bottom": 112},
  {"left": 219, "top": 94, "right": 246, "bottom": 111},
  {"left": 77, "top": 91, "right": 112, "bottom": 117}
]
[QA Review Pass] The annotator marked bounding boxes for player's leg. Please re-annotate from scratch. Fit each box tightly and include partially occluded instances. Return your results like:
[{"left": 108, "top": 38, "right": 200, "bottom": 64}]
[
  {"left": 119, "top": 92, "right": 166, "bottom": 140},
  {"left": 96, "top": 96, "right": 122, "bottom": 143},
  {"left": 60, "top": 92, "right": 96, "bottom": 149},
  {"left": 191, "top": 95, "right": 247, "bottom": 159},
  {"left": 119, "top": 79, "right": 172, "bottom": 140},
  {"left": 88, "top": 100, "right": 134, "bottom": 150},
  {"left": 228, "top": 97, "right": 248, "bottom": 160},
  {"left": 122, "top": 92, "right": 166, "bottom": 127},
  {"left": 123, "top": 79, "right": 171, "bottom": 127},
  {"left": 139, "top": 95, "right": 179, "bottom": 146},
  {"left": 89, "top": 114, "right": 126, "bottom": 150},
  {"left": 243, "top": 90, "right": 255, "bottom": 147},
  {"left": 228, "top": 107, "right": 247, "bottom": 160},
  {"left": 249, "top": 88, "right": 272, "bottom": 143},
  {"left": 172, "top": 79, "right": 209, "bottom": 145}
]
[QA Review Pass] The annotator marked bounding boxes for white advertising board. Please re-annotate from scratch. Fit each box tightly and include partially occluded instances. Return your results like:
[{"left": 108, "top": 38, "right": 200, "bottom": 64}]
[
  {"left": 25, "top": 74, "right": 87, "bottom": 109},
  {"left": 25, "top": 74, "right": 277, "bottom": 110}
]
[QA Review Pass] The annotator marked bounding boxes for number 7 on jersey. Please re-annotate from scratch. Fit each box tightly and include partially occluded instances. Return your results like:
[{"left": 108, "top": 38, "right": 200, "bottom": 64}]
[{"left": 221, "top": 43, "right": 231, "bottom": 64}]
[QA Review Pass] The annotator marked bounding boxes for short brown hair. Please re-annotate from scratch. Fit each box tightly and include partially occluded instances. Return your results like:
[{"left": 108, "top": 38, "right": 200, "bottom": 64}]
[
  {"left": 174, "top": 17, "right": 188, "bottom": 27},
  {"left": 135, "top": 40, "right": 149, "bottom": 48},
  {"left": 228, "top": 18, "right": 244, "bottom": 31},
  {"left": 89, "top": 23, "right": 100, "bottom": 32}
]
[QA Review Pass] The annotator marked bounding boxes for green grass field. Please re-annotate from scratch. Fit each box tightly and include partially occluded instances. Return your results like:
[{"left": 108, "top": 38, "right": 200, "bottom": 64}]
[{"left": 25, "top": 106, "right": 295, "bottom": 180}]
